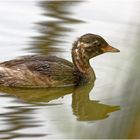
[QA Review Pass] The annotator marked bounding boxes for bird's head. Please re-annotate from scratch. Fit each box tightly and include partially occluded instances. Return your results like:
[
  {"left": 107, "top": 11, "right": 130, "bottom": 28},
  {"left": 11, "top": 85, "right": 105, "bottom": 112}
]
[{"left": 73, "top": 33, "right": 120, "bottom": 59}]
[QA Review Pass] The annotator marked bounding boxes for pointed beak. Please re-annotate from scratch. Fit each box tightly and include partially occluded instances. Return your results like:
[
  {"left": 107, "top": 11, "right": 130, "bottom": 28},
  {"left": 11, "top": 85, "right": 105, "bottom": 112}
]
[{"left": 101, "top": 45, "right": 120, "bottom": 53}]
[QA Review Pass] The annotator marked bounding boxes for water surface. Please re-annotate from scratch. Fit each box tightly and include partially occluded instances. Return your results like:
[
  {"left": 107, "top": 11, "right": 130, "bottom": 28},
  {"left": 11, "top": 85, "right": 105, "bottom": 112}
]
[{"left": 0, "top": 0, "right": 140, "bottom": 139}]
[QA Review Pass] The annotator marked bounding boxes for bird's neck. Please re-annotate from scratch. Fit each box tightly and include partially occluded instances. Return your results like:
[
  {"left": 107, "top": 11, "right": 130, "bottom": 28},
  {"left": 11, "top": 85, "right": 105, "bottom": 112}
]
[{"left": 72, "top": 46, "right": 95, "bottom": 82}]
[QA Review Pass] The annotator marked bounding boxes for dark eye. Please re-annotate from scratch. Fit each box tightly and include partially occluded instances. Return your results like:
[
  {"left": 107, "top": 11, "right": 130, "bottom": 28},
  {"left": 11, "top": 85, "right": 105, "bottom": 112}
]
[
  {"left": 84, "top": 40, "right": 91, "bottom": 44},
  {"left": 97, "top": 43, "right": 101, "bottom": 47},
  {"left": 93, "top": 40, "right": 100, "bottom": 47}
]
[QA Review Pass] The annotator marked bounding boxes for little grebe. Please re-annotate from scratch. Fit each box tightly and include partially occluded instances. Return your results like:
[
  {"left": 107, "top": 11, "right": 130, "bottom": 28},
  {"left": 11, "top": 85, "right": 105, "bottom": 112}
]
[{"left": 0, "top": 33, "right": 120, "bottom": 87}]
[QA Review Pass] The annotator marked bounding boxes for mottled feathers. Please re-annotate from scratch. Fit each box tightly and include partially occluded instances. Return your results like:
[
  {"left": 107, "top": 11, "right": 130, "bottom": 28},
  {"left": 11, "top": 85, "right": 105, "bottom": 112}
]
[{"left": 0, "top": 55, "right": 77, "bottom": 87}]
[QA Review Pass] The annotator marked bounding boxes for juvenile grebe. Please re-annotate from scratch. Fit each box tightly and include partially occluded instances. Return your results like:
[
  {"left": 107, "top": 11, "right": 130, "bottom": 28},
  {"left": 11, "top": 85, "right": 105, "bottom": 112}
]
[{"left": 0, "top": 33, "right": 119, "bottom": 87}]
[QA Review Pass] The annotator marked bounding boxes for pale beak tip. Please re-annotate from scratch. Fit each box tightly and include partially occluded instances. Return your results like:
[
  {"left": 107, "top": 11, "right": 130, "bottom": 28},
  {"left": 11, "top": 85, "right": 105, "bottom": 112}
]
[{"left": 114, "top": 48, "right": 120, "bottom": 53}]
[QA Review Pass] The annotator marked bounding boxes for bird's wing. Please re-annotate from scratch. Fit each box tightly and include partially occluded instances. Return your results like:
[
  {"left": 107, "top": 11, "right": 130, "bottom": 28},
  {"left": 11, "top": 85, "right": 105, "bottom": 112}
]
[{"left": 0, "top": 55, "right": 75, "bottom": 87}]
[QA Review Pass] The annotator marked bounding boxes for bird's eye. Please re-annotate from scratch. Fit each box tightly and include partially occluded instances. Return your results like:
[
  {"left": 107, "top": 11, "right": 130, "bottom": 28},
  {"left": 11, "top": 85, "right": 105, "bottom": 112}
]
[
  {"left": 93, "top": 40, "right": 100, "bottom": 47},
  {"left": 84, "top": 40, "right": 90, "bottom": 44},
  {"left": 97, "top": 43, "right": 100, "bottom": 47}
]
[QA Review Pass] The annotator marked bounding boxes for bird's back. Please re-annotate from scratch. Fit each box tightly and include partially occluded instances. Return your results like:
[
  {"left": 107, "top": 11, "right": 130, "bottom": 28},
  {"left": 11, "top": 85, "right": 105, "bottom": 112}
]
[{"left": 0, "top": 55, "right": 76, "bottom": 87}]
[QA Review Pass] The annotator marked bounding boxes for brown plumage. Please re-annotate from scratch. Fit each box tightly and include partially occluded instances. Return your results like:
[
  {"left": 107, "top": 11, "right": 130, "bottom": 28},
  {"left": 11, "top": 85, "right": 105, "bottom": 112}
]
[{"left": 0, "top": 33, "right": 120, "bottom": 88}]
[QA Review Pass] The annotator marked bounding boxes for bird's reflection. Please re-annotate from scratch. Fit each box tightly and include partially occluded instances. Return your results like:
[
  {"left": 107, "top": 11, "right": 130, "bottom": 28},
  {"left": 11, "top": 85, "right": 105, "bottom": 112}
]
[
  {"left": 72, "top": 83, "right": 120, "bottom": 121},
  {"left": 0, "top": 86, "right": 73, "bottom": 103},
  {"left": 0, "top": 82, "right": 120, "bottom": 117}
]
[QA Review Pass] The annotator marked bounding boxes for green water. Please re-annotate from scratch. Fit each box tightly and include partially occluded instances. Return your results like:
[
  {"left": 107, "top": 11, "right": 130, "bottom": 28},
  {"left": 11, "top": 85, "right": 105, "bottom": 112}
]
[{"left": 0, "top": 0, "right": 140, "bottom": 139}]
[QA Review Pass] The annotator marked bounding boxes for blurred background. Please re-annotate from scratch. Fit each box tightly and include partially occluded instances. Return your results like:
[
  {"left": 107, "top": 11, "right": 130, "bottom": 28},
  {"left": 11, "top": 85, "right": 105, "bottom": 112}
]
[{"left": 0, "top": 0, "right": 140, "bottom": 139}]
